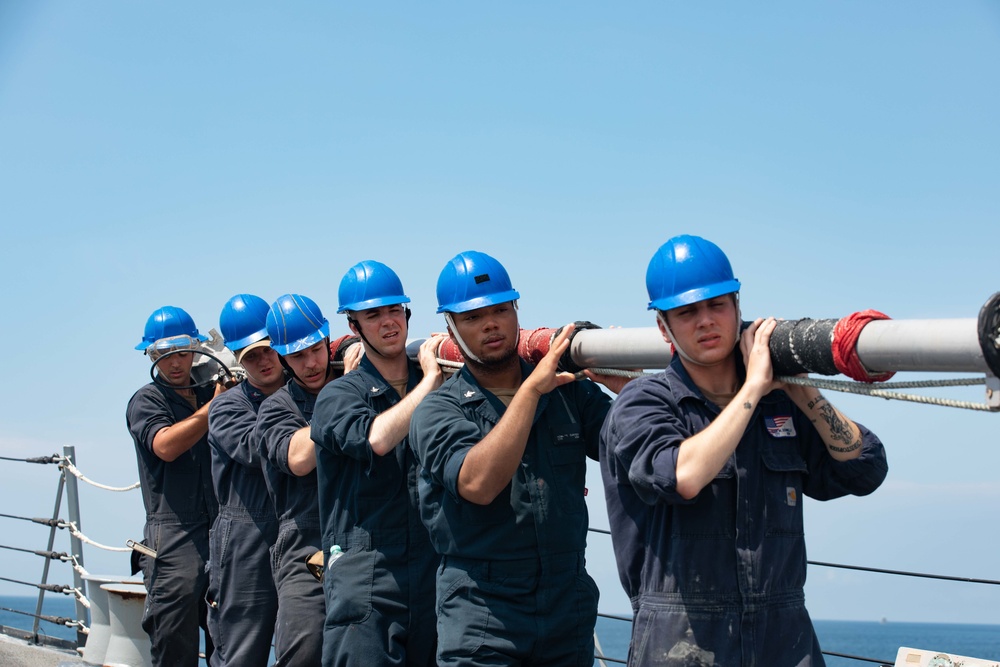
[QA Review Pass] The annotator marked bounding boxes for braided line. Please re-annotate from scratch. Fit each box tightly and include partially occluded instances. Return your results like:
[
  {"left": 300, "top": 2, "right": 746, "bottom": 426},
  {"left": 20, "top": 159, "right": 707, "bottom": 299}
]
[{"left": 62, "top": 462, "right": 140, "bottom": 492}]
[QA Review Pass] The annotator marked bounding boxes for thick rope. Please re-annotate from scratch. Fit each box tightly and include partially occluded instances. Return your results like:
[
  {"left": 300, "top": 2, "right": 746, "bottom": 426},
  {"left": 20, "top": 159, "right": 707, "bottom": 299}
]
[
  {"left": 69, "top": 554, "right": 92, "bottom": 583},
  {"left": 62, "top": 461, "right": 140, "bottom": 492}
]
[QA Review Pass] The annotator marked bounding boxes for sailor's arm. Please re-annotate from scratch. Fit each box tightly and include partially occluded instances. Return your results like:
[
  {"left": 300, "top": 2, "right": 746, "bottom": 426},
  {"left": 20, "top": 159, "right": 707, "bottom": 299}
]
[
  {"left": 458, "top": 325, "right": 576, "bottom": 505},
  {"left": 152, "top": 383, "right": 226, "bottom": 462},
  {"left": 783, "top": 386, "right": 863, "bottom": 462},
  {"left": 674, "top": 318, "right": 775, "bottom": 499},
  {"left": 368, "top": 335, "right": 446, "bottom": 456},
  {"left": 287, "top": 426, "right": 317, "bottom": 475}
]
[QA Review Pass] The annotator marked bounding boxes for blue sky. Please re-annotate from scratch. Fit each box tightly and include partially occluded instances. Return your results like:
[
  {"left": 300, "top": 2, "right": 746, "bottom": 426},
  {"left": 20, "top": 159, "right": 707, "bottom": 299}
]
[{"left": 1, "top": 1, "right": 998, "bottom": 629}]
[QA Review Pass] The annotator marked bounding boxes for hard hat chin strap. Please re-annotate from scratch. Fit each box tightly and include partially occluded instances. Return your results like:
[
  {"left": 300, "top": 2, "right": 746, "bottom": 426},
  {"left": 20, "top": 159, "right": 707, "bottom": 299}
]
[
  {"left": 444, "top": 313, "right": 483, "bottom": 365},
  {"left": 346, "top": 307, "right": 410, "bottom": 360},
  {"left": 657, "top": 294, "right": 742, "bottom": 368}
]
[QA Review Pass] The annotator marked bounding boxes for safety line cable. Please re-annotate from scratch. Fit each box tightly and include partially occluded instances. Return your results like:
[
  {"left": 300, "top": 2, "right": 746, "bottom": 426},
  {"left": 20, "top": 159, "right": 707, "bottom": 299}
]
[
  {"left": 778, "top": 375, "right": 995, "bottom": 411},
  {"left": 0, "top": 605, "right": 85, "bottom": 631},
  {"left": 808, "top": 560, "right": 1000, "bottom": 586},
  {"left": 822, "top": 650, "right": 891, "bottom": 666},
  {"left": 0, "top": 543, "right": 69, "bottom": 561},
  {"left": 590, "top": 527, "right": 999, "bottom": 586},
  {"left": 0, "top": 454, "right": 61, "bottom": 464},
  {"left": 578, "top": 369, "right": 993, "bottom": 411}
]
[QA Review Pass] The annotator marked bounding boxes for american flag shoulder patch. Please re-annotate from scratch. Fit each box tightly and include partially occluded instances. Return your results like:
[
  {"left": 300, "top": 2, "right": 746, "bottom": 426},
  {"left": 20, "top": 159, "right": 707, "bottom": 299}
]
[{"left": 764, "top": 415, "right": 797, "bottom": 438}]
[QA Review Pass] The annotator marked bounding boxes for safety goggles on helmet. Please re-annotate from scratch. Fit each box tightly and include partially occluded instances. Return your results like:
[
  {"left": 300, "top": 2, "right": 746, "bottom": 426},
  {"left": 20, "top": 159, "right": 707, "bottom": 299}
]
[{"left": 145, "top": 335, "right": 202, "bottom": 361}]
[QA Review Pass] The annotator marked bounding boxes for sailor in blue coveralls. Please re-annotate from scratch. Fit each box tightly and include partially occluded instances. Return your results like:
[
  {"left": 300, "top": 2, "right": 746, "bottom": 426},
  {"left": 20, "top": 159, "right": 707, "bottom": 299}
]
[
  {"left": 255, "top": 293, "right": 358, "bottom": 666},
  {"left": 311, "top": 260, "right": 447, "bottom": 667},
  {"left": 205, "top": 294, "right": 285, "bottom": 667},
  {"left": 410, "top": 251, "right": 628, "bottom": 667},
  {"left": 599, "top": 235, "right": 889, "bottom": 667},
  {"left": 126, "top": 306, "right": 225, "bottom": 667}
]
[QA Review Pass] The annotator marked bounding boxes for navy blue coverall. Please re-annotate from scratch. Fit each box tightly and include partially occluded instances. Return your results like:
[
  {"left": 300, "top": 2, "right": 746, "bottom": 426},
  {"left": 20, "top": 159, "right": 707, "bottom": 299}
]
[
  {"left": 206, "top": 380, "right": 280, "bottom": 667},
  {"left": 126, "top": 381, "right": 218, "bottom": 667},
  {"left": 600, "top": 355, "right": 889, "bottom": 667},
  {"left": 255, "top": 379, "right": 325, "bottom": 666},
  {"left": 311, "top": 355, "right": 439, "bottom": 667},
  {"left": 409, "top": 360, "right": 611, "bottom": 667}
]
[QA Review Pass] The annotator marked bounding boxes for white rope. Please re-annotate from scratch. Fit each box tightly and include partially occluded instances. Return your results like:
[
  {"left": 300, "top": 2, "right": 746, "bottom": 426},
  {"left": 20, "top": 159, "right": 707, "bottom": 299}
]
[
  {"left": 68, "top": 586, "right": 91, "bottom": 609},
  {"left": 69, "top": 554, "right": 91, "bottom": 582},
  {"left": 778, "top": 375, "right": 996, "bottom": 412},
  {"left": 66, "top": 522, "right": 133, "bottom": 553},
  {"left": 62, "top": 461, "right": 140, "bottom": 492}
]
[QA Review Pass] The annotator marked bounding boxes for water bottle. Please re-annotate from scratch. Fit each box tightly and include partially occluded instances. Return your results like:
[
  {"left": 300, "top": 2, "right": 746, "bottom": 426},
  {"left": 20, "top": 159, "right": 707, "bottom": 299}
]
[{"left": 329, "top": 544, "right": 345, "bottom": 566}]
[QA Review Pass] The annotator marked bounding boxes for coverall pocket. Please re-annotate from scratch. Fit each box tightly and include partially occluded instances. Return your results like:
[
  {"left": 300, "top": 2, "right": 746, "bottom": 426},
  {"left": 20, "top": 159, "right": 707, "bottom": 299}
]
[
  {"left": 437, "top": 567, "right": 489, "bottom": 657},
  {"left": 760, "top": 441, "right": 808, "bottom": 536},
  {"left": 324, "top": 547, "right": 375, "bottom": 625}
]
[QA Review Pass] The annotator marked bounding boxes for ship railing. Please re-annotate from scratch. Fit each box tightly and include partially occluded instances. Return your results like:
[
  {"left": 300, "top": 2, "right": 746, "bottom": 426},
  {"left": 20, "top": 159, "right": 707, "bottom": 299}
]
[{"left": 4, "top": 445, "right": 998, "bottom": 665}]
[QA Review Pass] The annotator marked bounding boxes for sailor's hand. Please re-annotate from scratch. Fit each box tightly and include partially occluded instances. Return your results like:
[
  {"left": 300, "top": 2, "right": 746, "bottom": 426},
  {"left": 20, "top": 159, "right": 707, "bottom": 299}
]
[
  {"left": 523, "top": 323, "right": 577, "bottom": 398},
  {"left": 418, "top": 334, "right": 448, "bottom": 389},
  {"left": 342, "top": 341, "right": 364, "bottom": 373},
  {"left": 740, "top": 317, "right": 778, "bottom": 397}
]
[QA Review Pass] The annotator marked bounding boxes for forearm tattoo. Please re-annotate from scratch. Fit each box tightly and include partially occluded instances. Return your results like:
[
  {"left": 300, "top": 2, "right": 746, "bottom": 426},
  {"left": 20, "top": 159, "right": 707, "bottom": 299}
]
[
  {"left": 807, "top": 395, "right": 826, "bottom": 411},
  {"left": 816, "top": 403, "right": 862, "bottom": 453},
  {"left": 743, "top": 401, "right": 752, "bottom": 410}
]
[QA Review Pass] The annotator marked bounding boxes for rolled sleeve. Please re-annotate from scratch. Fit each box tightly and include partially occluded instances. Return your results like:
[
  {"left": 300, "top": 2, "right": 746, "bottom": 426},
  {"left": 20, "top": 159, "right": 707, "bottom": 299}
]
[
  {"left": 256, "top": 393, "right": 305, "bottom": 476},
  {"left": 602, "top": 378, "right": 696, "bottom": 506},
  {"left": 126, "top": 386, "right": 174, "bottom": 455},
  {"left": 411, "top": 394, "right": 478, "bottom": 503}
]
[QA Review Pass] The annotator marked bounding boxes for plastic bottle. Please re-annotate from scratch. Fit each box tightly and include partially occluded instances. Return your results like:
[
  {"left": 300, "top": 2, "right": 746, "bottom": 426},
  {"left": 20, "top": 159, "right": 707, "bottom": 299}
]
[{"left": 328, "top": 544, "right": 344, "bottom": 566}]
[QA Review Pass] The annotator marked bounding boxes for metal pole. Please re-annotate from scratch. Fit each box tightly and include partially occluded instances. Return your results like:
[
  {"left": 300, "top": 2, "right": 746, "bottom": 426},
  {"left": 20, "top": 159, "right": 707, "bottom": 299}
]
[
  {"left": 856, "top": 319, "right": 986, "bottom": 373},
  {"left": 569, "top": 327, "right": 670, "bottom": 370},
  {"left": 33, "top": 470, "right": 65, "bottom": 642},
  {"left": 64, "top": 445, "right": 89, "bottom": 647}
]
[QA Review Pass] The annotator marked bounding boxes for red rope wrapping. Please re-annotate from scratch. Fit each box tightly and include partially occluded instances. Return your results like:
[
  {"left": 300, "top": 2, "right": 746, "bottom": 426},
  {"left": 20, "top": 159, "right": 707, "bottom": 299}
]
[
  {"left": 832, "top": 310, "right": 895, "bottom": 382},
  {"left": 437, "top": 327, "right": 557, "bottom": 364},
  {"left": 437, "top": 337, "right": 463, "bottom": 363}
]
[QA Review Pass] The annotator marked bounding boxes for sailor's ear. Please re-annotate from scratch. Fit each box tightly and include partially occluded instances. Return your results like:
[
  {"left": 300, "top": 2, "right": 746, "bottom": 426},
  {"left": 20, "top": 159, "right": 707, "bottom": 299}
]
[{"left": 655, "top": 311, "right": 672, "bottom": 344}]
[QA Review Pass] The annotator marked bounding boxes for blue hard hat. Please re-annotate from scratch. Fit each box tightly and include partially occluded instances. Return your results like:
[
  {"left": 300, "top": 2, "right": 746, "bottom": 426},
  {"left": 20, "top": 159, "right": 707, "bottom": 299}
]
[
  {"left": 135, "top": 306, "right": 208, "bottom": 351},
  {"left": 337, "top": 260, "right": 411, "bottom": 313},
  {"left": 436, "top": 251, "right": 520, "bottom": 314},
  {"left": 266, "top": 294, "right": 330, "bottom": 356},
  {"left": 646, "top": 235, "right": 741, "bottom": 311},
  {"left": 219, "top": 294, "right": 270, "bottom": 352}
]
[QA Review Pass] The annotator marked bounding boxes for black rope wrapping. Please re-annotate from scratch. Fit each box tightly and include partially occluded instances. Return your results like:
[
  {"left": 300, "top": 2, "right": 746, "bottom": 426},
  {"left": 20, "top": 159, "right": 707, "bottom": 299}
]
[
  {"left": 554, "top": 321, "right": 603, "bottom": 373},
  {"left": 769, "top": 318, "right": 839, "bottom": 376},
  {"left": 979, "top": 291, "right": 1000, "bottom": 378}
]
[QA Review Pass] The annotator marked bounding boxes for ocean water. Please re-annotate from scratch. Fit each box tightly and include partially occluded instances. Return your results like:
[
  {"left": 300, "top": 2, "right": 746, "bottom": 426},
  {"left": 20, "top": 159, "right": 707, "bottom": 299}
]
[{"left": 4, "top": 595, "right": 999, "bottom": 665}]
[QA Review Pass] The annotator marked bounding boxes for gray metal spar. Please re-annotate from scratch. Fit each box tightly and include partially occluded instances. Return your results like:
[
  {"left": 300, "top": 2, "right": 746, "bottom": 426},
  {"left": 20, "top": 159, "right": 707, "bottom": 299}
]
[
  {"left": 856, "top": 318, "right": 986, "bottom": 374},
  {"left": 564, "top": 319, "right": 995, "bottom": 375},
  {"left": 409, "top": 322, "right": 994, "bottom": 373}
]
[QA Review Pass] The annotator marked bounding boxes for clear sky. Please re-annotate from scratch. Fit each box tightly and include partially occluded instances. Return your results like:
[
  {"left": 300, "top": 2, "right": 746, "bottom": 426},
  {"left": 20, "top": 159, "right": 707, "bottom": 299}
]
[{"left": 1, "top": 1, "right": 998, "bottom": 628}]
